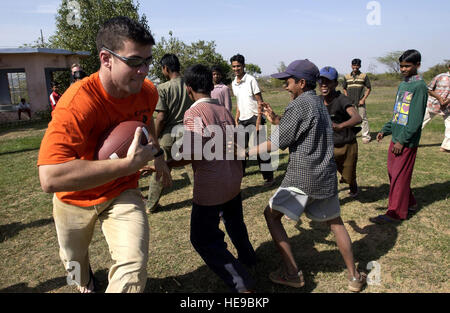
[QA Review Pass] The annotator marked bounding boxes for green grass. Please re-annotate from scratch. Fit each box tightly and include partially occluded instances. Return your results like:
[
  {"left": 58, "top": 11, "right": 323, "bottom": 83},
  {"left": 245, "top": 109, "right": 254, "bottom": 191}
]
[{"left": 0, "top": 86, "right": 448, "bottom": 293}]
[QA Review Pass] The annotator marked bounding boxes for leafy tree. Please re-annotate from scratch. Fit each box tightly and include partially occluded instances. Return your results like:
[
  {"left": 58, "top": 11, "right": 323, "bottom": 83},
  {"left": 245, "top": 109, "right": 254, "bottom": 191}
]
[
  {"left": 150, "top": 32, "right": 231, "bottom": 84},
  {"left": 423, "top": 60, "right": 450, "bottom": 83},
  {"left": 49, "top": 0, "right": 149, "bottom": 76},
  {"left": 376, "top": 51, "right": 403, "bottom": 73},
  {"left": 269, "top": 61, "right": 287, "bottom": 88},
  {"left": 245, "top": 63, "right": 262, "bottom": 77}
]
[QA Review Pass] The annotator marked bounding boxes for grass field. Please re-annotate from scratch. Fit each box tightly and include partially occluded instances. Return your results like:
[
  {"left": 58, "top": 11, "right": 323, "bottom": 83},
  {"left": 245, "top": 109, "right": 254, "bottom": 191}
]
[{"left": 0, "top": 85, "right": 448, "bottom": 293}]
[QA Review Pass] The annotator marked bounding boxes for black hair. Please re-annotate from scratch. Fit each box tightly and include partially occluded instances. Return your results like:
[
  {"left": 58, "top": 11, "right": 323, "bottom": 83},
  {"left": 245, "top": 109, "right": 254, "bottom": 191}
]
[
  {"left": 211, "top": 65, "right": 223, "bottom": 75},
  {"left": 73, "top": 70, "right": 87, "bottom": 80},
  {"left": 230, "top": 54, "right": 245, "bottom": 65},
  {"left": 96, "top": 16, "right": 155, "bottom": 53},
  {"left": 160, "top": 54, "right": 181, "bottom": 73},
  {"left": 352, "top": 58, "right": 362, "bottom": 66},
  {"left": 292, "top": 77, "right": 317, "bottom": 90},
  {"left": 20, "top": 98, "right": 25, "bottom": 102},
  {"left": 184, "top": 64, "right": 214, "bottom": 94},
  {"left": 399, "top": 49, "right": 421, "bottom": 64}
]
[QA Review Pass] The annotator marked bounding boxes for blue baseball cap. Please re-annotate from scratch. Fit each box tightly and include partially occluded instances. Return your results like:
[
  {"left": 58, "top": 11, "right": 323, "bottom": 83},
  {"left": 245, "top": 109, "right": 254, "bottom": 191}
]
[
  {"left": 319, "top": 66, "right": 338, "bottom": 81},
  {"left": 271, "top": 59, "right": 319, "bottom": 81}
]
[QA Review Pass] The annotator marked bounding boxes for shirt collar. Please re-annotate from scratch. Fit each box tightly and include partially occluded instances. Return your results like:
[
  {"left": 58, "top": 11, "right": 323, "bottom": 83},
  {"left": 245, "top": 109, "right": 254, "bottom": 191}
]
[
  {"left": 404, "top": 74, "right": 422, "bottom": 82},
  {"left": 190, "top": 97, "right": 219, "bottom": 108},
  {"left": 233, "top": 73, "right": 247, "bottom": 85}
]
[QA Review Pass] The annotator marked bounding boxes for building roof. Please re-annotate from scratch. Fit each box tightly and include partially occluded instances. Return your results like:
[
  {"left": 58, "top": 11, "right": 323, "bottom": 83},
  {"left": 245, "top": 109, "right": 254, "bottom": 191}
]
[{"left": 0, "top": 48, "right": 90, "bottom": 57}]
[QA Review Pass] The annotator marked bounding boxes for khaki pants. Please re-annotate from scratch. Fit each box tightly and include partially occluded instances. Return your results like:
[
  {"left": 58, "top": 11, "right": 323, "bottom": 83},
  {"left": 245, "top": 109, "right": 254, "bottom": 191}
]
[
  {"left": 357, "top": 104, "right": 371, "bottom": 141},
  {"left": 334, "top": 142, "right": 358, "bottom": 185},
  {"left": 422, "top": 108, "right": 450, "bottom": 150},
  {"left": 53, "top": 188, "right": 149, "bottom": 293}
]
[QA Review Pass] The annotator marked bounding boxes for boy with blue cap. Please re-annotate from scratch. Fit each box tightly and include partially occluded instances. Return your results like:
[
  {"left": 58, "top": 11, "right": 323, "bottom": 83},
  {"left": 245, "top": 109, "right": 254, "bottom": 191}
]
[
  {"left": 246, "top": 59, "right": 366, "bottom": 292},
  {"left": 319, "top": 66, "right": 362, "bottom": 198}
]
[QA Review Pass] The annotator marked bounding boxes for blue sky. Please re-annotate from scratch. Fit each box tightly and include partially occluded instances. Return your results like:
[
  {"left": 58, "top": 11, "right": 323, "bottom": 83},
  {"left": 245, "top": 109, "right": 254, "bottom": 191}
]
[{"left": 1, "top": 0, "right": 449, "bottom": 75}]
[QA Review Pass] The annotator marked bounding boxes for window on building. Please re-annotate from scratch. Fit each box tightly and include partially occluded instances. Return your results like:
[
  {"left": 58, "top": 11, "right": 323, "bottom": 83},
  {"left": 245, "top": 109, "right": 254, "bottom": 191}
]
[{"left": 7, "top": 71, "right": 28, "bottom": 104}]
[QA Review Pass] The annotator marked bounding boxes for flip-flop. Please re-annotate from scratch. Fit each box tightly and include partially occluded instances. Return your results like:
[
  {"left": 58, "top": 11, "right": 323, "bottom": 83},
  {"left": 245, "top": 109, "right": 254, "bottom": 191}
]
[{"left": 369, "top": 214, "right": 401, "bottom": 225}]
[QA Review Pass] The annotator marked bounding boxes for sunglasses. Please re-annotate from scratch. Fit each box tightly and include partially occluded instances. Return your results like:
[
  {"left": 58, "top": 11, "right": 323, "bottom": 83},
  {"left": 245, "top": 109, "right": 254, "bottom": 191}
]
[{"left": 102, "top": 47, "right": 153, "bottom": 68}]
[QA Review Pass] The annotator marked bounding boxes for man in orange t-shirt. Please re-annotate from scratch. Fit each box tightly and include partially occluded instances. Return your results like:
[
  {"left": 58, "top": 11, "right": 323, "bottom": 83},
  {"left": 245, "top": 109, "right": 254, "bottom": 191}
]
[{"left": 37, "top": 17, "right": 171, "bottom": 293}]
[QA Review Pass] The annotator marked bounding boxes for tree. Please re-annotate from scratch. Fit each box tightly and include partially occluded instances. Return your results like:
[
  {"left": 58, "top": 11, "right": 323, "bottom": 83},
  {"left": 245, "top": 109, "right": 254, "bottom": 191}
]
[
  {"left": 376, "top": 51, "right": 403, "bottom": 73},
  {"left": 49, "top": 0, "right": 149, "bottom": 76},
  {"left": 150, "top": 32, "right": 231, "bottom": 84},
  {"left": 423, "top": 60, "right": 450, "bottom": 83},
  {"left": 245, "top": 63, "right": 262, "bottom": 77}
]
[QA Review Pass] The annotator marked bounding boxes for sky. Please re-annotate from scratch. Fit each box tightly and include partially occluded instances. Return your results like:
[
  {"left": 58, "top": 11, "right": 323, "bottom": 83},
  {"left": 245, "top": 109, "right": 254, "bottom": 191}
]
[{"left": 0, "top": 0, "right": 449, "bottom": 76}]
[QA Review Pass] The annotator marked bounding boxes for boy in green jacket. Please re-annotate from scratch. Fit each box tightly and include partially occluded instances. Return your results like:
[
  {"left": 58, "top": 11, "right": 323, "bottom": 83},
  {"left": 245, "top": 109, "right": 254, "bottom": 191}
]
[{"left": 370, "top": 49, "right": 428, "bottom": 224}]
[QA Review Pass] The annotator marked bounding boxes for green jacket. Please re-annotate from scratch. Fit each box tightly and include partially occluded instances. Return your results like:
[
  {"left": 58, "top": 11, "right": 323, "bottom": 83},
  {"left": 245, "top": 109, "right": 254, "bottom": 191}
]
[{"left": 381, "top": 75, "right": 428, "bottom": 148}]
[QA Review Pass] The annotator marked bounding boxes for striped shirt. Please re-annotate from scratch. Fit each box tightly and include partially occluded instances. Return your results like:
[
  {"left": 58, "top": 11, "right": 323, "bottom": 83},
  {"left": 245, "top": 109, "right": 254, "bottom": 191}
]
[
  {"left": 270, "top": 90, "right": 338, "bottom": 199},
  {"left": 183, "top": 98, "right": 243, "bottom": 206},
  {"left": 342, "top": 71, "right": 371, "bottom": 106}
]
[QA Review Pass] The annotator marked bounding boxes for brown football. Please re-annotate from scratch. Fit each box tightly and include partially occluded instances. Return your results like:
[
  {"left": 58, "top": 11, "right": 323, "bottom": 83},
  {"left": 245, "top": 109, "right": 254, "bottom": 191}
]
[{"left": 95, "top": 121, "right": 149, "bottom": 160}]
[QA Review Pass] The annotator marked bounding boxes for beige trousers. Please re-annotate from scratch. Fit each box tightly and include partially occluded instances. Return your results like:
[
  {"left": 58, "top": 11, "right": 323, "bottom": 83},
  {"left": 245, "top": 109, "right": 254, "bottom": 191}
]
[
  {"left": 53, "top": 188, "right": 149, "bottom": 293},
  {"left": 357, "top": 104, "right": 371, "bottom": 140},
  {"left": 422, "top": 108, "right": 450, "bottom": 150}
]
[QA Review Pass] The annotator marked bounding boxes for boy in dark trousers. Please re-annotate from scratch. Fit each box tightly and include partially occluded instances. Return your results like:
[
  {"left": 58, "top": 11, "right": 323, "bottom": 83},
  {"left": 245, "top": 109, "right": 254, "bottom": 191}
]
[
  {"left": 370, "top": 49, "right": 428, "bottom": 224},
  {"left": 168, "top": 64, "right": 256, "bottom": 293}
]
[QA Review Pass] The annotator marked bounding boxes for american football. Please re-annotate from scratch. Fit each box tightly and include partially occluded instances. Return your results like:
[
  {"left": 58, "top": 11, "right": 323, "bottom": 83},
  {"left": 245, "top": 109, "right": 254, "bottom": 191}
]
[{"left": 95, "top": 121, "right": 150, "bottom": 160}]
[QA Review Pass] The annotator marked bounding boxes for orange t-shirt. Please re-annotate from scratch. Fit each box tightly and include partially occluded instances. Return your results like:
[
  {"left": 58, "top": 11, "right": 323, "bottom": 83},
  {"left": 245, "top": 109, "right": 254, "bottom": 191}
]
[{"left": 37, "top": 72, "right": 158, "bottom": 207}]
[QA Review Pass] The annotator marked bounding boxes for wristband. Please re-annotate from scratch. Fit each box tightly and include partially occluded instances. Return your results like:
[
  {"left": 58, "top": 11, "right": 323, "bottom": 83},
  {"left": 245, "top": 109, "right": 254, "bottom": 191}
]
[{"left": 154, "top": 148, "right": 164, "bottom": 158}]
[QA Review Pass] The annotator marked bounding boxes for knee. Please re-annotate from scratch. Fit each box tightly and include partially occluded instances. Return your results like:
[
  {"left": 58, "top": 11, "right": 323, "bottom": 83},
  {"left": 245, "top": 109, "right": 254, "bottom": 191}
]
[{"left": 264, "top": 206, "right": 280, "bottom": 223}]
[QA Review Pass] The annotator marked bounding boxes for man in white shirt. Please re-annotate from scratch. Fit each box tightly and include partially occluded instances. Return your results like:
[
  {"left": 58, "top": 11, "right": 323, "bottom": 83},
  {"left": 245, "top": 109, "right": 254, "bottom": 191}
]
[
  {"left": 230, "top": 54, "right": 273, "bottom": 186},
  {"left": 17, "top": 98, "right": 31, "bottom": 120}
]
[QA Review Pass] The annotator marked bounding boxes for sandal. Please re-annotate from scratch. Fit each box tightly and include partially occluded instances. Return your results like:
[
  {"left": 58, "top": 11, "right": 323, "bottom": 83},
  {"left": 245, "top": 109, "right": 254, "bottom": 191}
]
[
  {"left": 77, "top": 265, "right": 96, "bottom": 293},
  {"left": 269, "top": 267, "right": 305, "bottom": 288},
  {"left": 369, "top": 214, "right": 401, "bottom": 225},
  {"left": 348, "top": 272, "right": 367, "bottom": 292}
]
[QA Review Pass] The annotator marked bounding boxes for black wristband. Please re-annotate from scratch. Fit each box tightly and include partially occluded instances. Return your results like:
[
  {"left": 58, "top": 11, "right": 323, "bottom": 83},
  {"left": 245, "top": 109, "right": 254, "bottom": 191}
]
[{"left": 154, "top": 148, "right": 164, "bottom": 158}]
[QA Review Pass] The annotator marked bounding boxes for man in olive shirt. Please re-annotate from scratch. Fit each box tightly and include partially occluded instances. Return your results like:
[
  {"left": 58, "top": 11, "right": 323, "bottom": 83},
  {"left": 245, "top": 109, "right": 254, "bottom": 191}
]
[
  {"left": 342, "top": 58, "right": 372, "bottom": 143},
  {"left": 147, "top": 54, "right": 193, "bottom": 212}
]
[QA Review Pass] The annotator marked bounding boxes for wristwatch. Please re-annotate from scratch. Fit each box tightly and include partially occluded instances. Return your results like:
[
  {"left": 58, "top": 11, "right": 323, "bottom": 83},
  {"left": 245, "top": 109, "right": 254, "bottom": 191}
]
[{"left": 154, "top": 148, "right": 164, "bottom": 158}]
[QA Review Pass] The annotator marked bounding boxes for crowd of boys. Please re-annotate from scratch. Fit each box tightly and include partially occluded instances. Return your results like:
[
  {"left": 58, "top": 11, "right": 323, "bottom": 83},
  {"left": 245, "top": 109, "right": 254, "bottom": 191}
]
[{"left": 37, "top": 16, "right": 448, "bottom": 294}]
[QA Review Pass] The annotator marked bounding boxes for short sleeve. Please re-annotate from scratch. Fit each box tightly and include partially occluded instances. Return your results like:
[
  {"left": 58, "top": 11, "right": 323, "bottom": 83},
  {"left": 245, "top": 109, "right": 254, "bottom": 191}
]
[
  {"left": 427, "top": 75, "right": 438, "bottom": 91},
  {"left": 250, "top": 76, "right": 261, "bottom": 95},
  {"left": 342, "top": 77, "right": 348, "bottom": 89},
  {"left": 155, "top": 85, "right": 168, "bottom": 111},
  {"left": 364, "top": 75, "right": 371, "bottom": 89}
]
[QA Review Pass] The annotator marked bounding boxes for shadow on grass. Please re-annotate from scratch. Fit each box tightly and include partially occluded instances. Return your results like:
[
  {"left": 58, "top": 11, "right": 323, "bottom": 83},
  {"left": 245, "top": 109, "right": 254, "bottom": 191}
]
[
  {"left": 141, "top": 217, "right": 399, "bottom": 293},
  {"left": 339, "top": 180, "right": 450, "bottom": 215},
  {"left": 0, "top": 269, "right": 110, "bottom": 293},
  {"left": 0, "top": 276, "right": 68, "bottom": 293},
  {"left": 0, "top": 147, "right": 40, "bottom": 156},
  {"left": 417, "top": 143, "right": 442, "bottom": 148},
  {"left": 0, "top": 218, "right": 53, "bottom": 243},
  {"left": 139, "top": 169, "right": 192, "bottom": 196}
]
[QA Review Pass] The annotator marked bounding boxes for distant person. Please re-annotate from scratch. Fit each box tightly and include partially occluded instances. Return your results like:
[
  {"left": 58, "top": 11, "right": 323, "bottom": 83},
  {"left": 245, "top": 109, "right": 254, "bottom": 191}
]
[
  {"left": 168, "top": 64, "right": 256, "bottom": 293},
  {"left": 371, "top": 49, "right": 428, "bottom": 224},
  {"left": 253, "top": 59, "right": 366, "bottom": 292},
  {"left": 17, "top": 98, "right": 32, "bottom": 120},
  {"left": 211, "top": 65, "right": 232, "bottom": 112},
  {"left": 49, "top": 83, "right": 61, "bottom": 111},
  {"left": 71, "top": 63, "right": 82, "bottom": 75},
  {"left": 71, "top": 63, "right": 83, "bottom": 82},
  {"left": 343, "top": 58, "right": 372, "bottom": 144},
  {"left": 73, "top": 70, "right": 88, "bottom": 82},
  {"left": 319, "top": 66, "right": 362, "bottom": 198},
  {"left": 37, "top": 16, "right": 171, "bottom": 293},
  {"left": 146, "top": 53, "right": 193, "bottom": 213},
  {"left": 230, "top": 53, "right": 274, "bottom": 186},
  {"left": 421, "top": 62, "right": 450, "bottom": 153}
]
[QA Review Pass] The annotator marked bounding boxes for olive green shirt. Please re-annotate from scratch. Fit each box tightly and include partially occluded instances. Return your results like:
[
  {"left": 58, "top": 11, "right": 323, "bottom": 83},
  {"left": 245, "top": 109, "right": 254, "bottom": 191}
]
[{"left": 156, "top": 77, "right": 193, "bottom": 135}]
